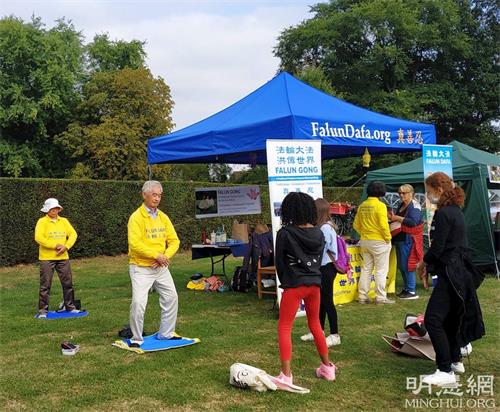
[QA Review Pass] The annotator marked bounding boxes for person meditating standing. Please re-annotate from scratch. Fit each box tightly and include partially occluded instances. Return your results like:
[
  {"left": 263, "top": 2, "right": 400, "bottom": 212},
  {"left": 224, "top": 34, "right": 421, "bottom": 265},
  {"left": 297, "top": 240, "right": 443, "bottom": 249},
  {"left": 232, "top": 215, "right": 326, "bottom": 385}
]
[
  {"left": 35, "top": 198, "right": 81, "bottom": 318},
  {"left": 127, "top": 180, "right": 181, "bottom": 347}
]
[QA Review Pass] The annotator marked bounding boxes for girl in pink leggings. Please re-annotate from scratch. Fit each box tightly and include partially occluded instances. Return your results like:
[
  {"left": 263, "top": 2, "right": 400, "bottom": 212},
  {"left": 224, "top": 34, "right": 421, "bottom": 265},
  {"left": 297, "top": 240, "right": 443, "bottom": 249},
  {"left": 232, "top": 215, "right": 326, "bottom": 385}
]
[{"left": 274, "top": 192, "right": 336, "bottom": 386}]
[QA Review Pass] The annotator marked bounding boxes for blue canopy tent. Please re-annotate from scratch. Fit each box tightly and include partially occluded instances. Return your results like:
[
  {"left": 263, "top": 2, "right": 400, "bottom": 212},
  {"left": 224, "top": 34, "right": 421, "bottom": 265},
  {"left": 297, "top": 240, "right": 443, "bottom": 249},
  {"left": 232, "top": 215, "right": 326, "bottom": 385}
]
[{"left": 148, "top": 72, "right": 436, "bottom": 165}]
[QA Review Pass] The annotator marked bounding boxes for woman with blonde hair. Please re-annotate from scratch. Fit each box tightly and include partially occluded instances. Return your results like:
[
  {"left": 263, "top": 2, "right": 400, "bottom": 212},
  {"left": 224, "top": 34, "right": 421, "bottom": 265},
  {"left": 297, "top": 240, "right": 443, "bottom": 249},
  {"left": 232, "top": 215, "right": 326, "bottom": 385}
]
[
  {"left": 300, "top": 198, "right": 341, "bottom": 347},
  {"left": 389, "top": 184, "right": 423, "bottom": 300}
]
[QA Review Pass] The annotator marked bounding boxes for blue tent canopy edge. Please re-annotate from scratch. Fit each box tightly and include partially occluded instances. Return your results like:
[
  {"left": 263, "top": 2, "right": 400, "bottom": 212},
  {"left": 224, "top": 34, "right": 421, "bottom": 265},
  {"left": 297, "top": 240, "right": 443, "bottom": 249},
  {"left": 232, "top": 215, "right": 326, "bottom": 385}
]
[{"left": 148, "top": 72, "right": 436, "bottom": 165}]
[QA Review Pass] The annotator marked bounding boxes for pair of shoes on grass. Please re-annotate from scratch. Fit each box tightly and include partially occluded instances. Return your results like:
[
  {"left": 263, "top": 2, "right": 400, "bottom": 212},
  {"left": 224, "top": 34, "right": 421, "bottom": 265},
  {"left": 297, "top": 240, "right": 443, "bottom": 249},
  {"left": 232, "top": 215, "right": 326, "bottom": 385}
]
[
  {"left": 128, "top": 332, "right": 183, "bottom": 348},
  {"left": 359, "top": 297, "right": 396, "bottom": 304},
  {"left": 273, "top": 362, "right": 336, "bottom": 387},
  {"left": 422, "top": 364, "right": 464, "bottom": 386},
  {"left": 300, "top": 332, "right": 341, "bottom": 347},
  {"left": 57, "top": 308, "right": 84, "bottom": 313}
]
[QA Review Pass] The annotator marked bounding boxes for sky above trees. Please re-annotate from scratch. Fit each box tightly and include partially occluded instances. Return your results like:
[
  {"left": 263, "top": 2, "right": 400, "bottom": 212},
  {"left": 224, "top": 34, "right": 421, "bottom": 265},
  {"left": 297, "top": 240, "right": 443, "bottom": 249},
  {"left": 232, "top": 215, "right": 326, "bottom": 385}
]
[{"left": 2, "top": 0, "right": 314, "bottom": 130}]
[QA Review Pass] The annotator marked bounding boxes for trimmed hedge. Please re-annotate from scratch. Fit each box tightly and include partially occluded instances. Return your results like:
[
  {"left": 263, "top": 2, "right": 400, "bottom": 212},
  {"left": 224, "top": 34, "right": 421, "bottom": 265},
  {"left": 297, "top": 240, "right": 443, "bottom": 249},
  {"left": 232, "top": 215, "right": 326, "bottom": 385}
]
[{"left": 0, "top": 178, "right": 362, "bottom": 266}]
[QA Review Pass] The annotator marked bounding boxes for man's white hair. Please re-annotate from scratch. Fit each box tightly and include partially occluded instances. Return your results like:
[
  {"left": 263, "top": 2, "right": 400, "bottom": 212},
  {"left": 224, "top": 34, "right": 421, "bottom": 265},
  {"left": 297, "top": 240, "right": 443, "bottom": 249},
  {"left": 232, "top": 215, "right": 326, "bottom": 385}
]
[{"left": 142, "top": 180, "right": 163, "bottom": 193}]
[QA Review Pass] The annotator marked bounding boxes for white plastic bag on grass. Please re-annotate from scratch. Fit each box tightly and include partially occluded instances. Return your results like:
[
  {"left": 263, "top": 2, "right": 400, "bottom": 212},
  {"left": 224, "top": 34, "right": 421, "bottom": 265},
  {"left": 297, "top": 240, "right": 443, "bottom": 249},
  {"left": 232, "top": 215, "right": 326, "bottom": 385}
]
[{"left": 229, "top": 363, "right": 277, "bottom": 392}]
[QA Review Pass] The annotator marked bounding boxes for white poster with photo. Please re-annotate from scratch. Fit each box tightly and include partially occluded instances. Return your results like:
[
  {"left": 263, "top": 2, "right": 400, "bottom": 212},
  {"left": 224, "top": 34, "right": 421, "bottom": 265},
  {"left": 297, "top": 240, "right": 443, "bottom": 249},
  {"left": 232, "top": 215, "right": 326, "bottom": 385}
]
[
  {"left": 266, "top": 139, "right": 323, "bottom": 314},
  {"left": 488, "top": 165, "right": 500, "bottom": 184},
  {"left": 195, "top": 185, "right": 261, "bottom": 218}
]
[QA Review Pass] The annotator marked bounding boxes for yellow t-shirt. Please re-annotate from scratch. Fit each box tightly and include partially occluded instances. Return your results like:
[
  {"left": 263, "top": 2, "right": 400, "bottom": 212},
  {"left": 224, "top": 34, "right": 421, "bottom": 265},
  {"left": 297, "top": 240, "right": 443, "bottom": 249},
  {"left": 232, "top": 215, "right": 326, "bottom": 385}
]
[
  {"left": 353, "top": 197, "right": 391, "bottom": 242},
  {"left": 128, "top": 205, "right": 180, "bottom": 266},
  {"left": 34, "top": 215, "right": 77, "bottom": 260}
]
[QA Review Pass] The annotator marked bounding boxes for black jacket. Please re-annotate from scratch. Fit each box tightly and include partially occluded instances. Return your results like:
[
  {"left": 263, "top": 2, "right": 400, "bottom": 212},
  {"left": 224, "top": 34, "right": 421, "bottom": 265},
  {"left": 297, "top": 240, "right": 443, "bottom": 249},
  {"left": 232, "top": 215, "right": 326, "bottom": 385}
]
[
  {"left": 275, "top": 225, "right": 325, "bottom": 289},
  {"left": 424, "top": 205, "right": 485, "bottom": 346}
]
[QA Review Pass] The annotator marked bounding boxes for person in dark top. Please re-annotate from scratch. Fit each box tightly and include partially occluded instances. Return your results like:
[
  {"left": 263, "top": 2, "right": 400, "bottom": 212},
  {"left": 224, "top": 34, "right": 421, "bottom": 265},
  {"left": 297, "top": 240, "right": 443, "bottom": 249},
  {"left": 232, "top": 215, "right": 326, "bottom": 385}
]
[
  {"left": 273, "top": 192, "right": 336, "bottom": 387},
  {"left": 417, "top": 172, "right": 485, "bottom": 387},
  {"left": 389, "top": 184, "right": 423, "bottom": 299}
]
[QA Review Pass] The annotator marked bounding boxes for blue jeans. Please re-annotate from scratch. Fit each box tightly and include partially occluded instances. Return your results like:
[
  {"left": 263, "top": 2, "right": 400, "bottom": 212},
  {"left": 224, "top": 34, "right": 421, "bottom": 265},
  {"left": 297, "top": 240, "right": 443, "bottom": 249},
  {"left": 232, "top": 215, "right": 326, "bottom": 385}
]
[{"left": 395, "top": 238, "right": 416, "bottom": 293}]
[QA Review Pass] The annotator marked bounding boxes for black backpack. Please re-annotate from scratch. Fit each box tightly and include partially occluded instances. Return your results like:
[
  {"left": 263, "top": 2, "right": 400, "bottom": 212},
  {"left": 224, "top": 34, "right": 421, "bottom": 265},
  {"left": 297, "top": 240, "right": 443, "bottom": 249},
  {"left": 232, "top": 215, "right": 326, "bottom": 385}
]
[{"left": 231, "top": 266, "right": 251, "bottom": 292}]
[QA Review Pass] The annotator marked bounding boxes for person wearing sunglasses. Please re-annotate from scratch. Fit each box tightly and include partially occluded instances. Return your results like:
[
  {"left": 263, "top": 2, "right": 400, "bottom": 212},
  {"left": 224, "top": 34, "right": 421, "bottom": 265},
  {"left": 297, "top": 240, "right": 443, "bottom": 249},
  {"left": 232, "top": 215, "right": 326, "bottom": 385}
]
[{"left": 389, "top": 184, "right": 423, "bottom": 300}]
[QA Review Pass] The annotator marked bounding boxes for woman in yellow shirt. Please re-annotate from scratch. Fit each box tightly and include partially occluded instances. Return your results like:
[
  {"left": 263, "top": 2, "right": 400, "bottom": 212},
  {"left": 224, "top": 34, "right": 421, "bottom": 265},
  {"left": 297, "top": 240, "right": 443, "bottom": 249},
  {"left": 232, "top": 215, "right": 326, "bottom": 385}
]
[
  {"left": 353, "top": 181, "right": 394, "bottom": 304},
  {"left": 34, "top": 198, "right": 80, "bottom": 318}
]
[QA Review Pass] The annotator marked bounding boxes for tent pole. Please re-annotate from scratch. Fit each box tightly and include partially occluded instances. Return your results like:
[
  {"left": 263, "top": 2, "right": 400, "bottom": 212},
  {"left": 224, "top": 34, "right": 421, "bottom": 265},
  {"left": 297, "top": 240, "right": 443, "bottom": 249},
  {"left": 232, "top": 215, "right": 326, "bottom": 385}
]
[{"left": 148, "top": 165, "right": 152, "bottom": 180}]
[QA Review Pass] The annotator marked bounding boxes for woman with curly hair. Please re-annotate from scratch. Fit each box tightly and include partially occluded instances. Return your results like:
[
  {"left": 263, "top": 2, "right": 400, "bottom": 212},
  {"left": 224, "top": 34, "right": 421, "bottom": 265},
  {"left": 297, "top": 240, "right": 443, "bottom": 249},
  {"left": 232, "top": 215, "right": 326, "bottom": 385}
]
[{"left": 418, "top": 172, "right": 485, "bottom": 387}]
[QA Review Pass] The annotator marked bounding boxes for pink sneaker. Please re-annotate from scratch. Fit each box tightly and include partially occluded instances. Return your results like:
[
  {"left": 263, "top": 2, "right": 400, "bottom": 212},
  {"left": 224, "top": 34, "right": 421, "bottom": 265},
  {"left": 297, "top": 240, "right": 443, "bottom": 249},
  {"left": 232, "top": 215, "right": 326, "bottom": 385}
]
[
  {"left": 316, "top": 362, "right": 336, "bottom": 381},
  {"left": 276, "top": 371, "right": 293, "bottom": 385}
]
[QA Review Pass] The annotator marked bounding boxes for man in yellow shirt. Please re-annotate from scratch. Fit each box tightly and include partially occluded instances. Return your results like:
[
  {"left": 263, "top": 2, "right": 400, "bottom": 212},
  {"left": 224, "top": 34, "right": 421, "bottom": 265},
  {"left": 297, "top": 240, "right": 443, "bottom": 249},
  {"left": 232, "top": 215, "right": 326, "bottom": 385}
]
[
  {"left": 127, "top": 180, "right": 180, "bottom": 347},
  {"left": 353, "top": 181, "right": 394, "bottom": 304},
  {"left": 34, "top": 198, "right": 80, "bottom": 318}
]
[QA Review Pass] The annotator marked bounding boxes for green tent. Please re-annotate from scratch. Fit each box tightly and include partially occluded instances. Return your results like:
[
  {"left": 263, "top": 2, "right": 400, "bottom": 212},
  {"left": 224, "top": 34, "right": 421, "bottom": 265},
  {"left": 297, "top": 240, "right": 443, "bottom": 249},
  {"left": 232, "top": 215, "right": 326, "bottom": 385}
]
[{"left": 365, "top": 140, "right": 500, "bottom": 270}]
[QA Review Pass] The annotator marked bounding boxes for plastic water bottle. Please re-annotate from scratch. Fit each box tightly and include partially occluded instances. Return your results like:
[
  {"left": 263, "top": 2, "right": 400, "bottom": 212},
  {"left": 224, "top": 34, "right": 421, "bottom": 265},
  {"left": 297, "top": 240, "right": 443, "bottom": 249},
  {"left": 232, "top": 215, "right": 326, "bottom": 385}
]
[{"left": 220, "top": 225, "right": 227, "bottom": 244}]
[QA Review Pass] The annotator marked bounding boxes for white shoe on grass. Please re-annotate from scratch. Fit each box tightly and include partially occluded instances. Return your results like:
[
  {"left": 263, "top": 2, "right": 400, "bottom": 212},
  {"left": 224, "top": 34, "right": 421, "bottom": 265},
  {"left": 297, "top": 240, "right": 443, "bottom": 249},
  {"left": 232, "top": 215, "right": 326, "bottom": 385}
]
[
  {"left": 422, "top": 370, "right": 457, "bottom": 386},
  {"left": 325, "top": 334, "right": 341, "bottom": 347},
  {"left": 300, "top": 333, "right": 314, "bottom": 342},
  {"left": 451, "top": 362, "right": 465, "bottom": 374}
]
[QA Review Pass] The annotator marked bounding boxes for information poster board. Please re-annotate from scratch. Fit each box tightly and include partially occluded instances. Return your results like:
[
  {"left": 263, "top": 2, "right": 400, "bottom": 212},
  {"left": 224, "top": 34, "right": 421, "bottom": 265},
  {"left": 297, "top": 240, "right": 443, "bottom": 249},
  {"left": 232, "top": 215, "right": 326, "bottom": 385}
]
[
  {"left": 422, "top": 144, "right": 453, "bottom": 237},
  {"left": 195, "top": 185, "right": 261, "bottom": 218}
]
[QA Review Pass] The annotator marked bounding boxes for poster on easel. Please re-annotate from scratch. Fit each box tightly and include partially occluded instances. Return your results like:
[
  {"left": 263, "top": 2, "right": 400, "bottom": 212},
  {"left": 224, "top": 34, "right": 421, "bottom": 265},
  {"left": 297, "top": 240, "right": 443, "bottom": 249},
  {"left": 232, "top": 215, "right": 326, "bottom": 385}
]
[
  {"left": 266, "top": 139, "right": 323, "bottom": 316},
  {"left": 422, "top": 144, "right": 453, "bottom": 238}
]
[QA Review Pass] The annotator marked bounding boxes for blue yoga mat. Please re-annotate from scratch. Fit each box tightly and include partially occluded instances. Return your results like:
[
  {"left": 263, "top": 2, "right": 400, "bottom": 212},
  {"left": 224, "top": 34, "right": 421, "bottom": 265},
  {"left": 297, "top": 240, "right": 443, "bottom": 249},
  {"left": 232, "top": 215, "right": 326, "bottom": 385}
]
[
  {"left": 113, "top": 333, "right": 200, "bottom": 353},
  {"left": 35, "top": 311, "right": 88, "bottom": 319}
]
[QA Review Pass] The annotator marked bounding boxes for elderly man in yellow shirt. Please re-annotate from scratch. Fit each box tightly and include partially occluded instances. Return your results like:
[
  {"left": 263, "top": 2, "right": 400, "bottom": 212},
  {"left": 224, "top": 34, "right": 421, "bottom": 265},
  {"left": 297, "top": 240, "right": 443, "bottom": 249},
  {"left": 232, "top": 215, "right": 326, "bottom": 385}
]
[
  {"left": 353, "top": 181, "right": 394, "bottom": 304},
  {"left": 34, "top": 198, "right": 80, "bottom": 318},
  {"left": 127, "top": 180, "right": 180, "bottom": 347}
]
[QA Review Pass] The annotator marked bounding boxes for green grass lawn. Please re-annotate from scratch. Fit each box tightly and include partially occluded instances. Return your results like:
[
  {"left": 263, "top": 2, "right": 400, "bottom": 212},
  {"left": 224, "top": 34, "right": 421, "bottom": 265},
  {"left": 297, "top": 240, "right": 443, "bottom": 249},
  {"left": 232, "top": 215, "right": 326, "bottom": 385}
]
[{"left": 1, "top": 252, "right": 499, "bottom": 411}]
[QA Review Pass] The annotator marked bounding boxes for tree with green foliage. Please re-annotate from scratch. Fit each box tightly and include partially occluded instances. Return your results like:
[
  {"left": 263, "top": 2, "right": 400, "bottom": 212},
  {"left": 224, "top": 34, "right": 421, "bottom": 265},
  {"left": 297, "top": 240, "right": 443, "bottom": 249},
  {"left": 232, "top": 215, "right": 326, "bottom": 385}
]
[
  {"left": 297, "top": 65, "right": 340, "bottom": 98},
  {"left": 56, "top": 68, "right": 174, "bottom": 180},
  {"left": 209, "top": 163, "right": 232, "bottom": 183},
  {"left": 230, "top": 165, "right": 269, "bottom": 184},
  {"left": 275, "top": 0, "right": 499, "bottom": 152},
  {"left": 166, "top": 164, "right": 211, "bottom": 182},
  {"left": 294, "top": 63, "right": 416, "bottom": 186},
  {"left": 86, "top": 33, "right": 146, "bottom": 72},
  {"left": 0, "top": 17, "right": 84, "bottom": 177},
  {"left": 0, "top": 16, "right": 175, "bottom": 180}
]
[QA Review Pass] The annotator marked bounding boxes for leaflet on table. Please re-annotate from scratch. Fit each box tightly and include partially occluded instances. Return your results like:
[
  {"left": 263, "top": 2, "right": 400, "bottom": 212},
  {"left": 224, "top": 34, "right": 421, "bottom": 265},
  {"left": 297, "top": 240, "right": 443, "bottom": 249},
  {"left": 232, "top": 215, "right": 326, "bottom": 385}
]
[
  {"left": 195, "top": 185, "right": 261, "bottom": 218},
  {"left": 266, "top": 139, "right": 323, "bottom": 316}
]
